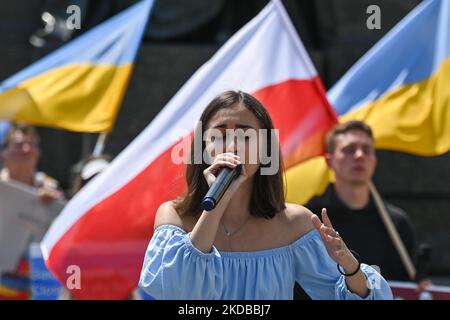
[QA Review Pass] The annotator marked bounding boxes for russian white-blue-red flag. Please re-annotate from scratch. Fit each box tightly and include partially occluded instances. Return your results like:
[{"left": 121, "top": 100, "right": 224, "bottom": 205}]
[{"left": 41, "top": 0, "right": 337, "bottom": 299}]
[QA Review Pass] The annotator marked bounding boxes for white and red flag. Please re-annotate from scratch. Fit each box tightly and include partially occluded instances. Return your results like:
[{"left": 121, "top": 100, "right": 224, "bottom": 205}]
[{"left": 41, "top": 0, "right": 337, "bottom": 299}]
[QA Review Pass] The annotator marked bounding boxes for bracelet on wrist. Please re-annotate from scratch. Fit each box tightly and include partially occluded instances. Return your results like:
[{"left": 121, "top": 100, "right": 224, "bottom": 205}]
[{"left": 337, "top": 249, "right": 361, "bottom": 277}]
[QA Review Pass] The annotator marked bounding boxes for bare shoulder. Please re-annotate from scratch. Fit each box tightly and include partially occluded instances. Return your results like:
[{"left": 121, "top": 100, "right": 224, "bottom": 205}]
[
  {"left": 281, "top": 203, "right": 315, "bottom": 239},
  {"left": 153, "top": 200, "right": 184, "bottom": 231}
]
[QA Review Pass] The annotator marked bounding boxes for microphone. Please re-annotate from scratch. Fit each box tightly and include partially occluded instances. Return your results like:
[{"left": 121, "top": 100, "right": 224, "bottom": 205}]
[{"left": 201, "top": 164, "right": 242, "bottom": 211}]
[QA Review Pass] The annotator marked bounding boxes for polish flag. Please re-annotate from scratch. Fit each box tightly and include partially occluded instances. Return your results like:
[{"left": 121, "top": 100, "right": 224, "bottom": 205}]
[{"left": 41, "top": 0, "right": 337, "bottom": 299}]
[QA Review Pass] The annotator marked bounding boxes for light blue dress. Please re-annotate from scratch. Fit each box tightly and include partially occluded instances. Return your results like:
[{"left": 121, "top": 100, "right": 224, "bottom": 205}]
[{"left": 139, "top": 224, "right": 393, "bottom": 300}]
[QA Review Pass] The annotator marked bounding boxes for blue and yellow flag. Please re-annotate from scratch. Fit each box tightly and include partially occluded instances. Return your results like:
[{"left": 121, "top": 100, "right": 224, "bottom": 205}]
[
  {"left": 286, "top": 0, "right": 450, "bottom": 204},
  {"left": 0, "top": 0, "right": 154, "bottom": 132}
]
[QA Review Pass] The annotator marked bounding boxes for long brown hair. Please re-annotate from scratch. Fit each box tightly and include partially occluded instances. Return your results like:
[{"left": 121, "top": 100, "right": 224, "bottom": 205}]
[{"left": 174, "top": 90, "right": 285, "bottom": 219}]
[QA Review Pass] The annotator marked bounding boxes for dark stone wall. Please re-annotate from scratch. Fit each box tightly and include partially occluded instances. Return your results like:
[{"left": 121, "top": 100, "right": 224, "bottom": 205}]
[
  {"left": 374, "top": 150, "right": 450, "bottom": 277},
  {"left": 0, "top": 1, "right": 44, "bottom": 73},
  {"left": 1, "top": 0, "right": 449, "bottom": 280}
]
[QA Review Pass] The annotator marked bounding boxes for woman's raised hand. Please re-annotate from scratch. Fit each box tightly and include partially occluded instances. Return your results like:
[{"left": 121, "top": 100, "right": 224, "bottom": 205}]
[{"left": 311, "top": 208, "right": 356, "bottom": 268}]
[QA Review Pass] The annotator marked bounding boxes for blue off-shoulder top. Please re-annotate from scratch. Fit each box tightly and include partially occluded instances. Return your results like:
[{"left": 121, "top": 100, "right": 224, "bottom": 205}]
[{"left": 139, "top": 224, "right": 393, "bottom": 300}]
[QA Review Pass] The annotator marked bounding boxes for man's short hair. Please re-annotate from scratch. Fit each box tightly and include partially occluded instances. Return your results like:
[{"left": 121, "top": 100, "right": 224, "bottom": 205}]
[
  {"left": 326, "top": 120, "right": 374, "bottom": 153},
  {"left": 1, "top": 123, "right": 40, "bottom": 151}
]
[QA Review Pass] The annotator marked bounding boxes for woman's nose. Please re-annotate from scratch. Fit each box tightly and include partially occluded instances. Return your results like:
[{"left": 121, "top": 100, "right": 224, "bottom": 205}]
[{"left": 225, "top": 136, "right": 238, "bottom": 154}]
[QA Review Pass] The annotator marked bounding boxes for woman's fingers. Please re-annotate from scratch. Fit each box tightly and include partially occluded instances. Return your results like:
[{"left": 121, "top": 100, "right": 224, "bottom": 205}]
[
  {"left": 311, "top": 214, "right": 322, "bottom": 231},
  {"left": 312, "top": 214, "right": 338, "bottom": 237},
  {"left": 312, "top": 214, "right": 343, "bottom": 247},
  {"left": 207, "top": 155, "right": 241, "bottom": 172},
  {"left": 320, "top": 225, "right": 339, "bottom": 240},
  {"left": 211, "top": 160, "right": 240, "bottom": 171},
  {"left": 203, "top": 161, "right": 236, "bottom": 184},
  {"left": 203, "top": 153, "right": 242, "bottom": 186},
  {"left": 322, "top": 226, "right": 340, "bottom": 238},
  {"left": 312, "top": 215, "right": 332, "bottom": 245},
  {"left": 215, "top": 153, "right": 240, "bottom": 163},
  {"left": 321, "top": 208, "right": 334, "bottom": 229},
  {"left": 313, "top": 210, "right": 348, "bottom": 263},
  {"left": 212, "top": 154, "right": 241, "bottom": 168},
  {"left": 325, "top": 233, "right": 343, "bottom": 246}
]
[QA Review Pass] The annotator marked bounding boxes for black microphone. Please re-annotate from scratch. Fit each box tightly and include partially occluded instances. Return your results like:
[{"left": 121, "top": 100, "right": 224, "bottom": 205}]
[{"left": 201, "top": 164, "right": 242, "bottom": 211}]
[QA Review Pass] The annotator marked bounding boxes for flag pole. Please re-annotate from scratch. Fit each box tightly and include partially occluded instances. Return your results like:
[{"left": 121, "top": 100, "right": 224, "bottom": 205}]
[
  {"left": 92, "top": 132, "right": 108, "bottom": 156},
  {"left": 369, "top": 181, "right": 416, "bottom": 280}
]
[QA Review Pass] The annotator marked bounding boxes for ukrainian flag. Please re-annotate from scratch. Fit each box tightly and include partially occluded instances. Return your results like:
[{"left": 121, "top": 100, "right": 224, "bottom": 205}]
[
  {"left": 0, "top": 0, "right": 154, "bottom": 132},
  {"left": 286, "top": 0, "right": 450, "bottom": 204}
]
